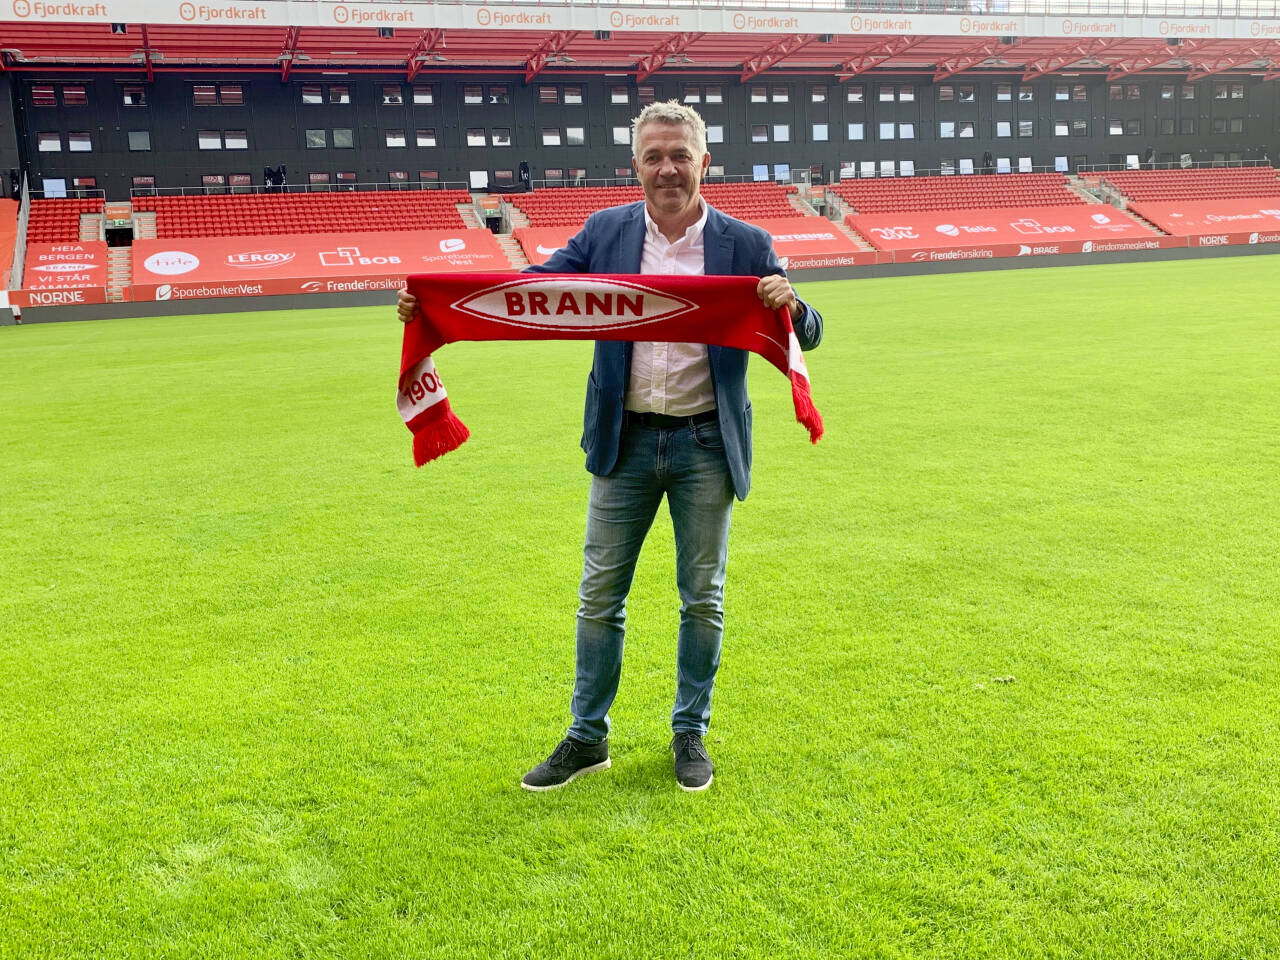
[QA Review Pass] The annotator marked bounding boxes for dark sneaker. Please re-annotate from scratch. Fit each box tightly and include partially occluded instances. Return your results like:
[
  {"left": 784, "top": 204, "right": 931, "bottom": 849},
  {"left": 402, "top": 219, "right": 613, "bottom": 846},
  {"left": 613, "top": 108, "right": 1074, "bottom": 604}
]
[
  {"left": 521, "top": 736, "right": 611, "bottom": 792},
  {"left": 671, "top": 732, "right": 714, "bottom": 792}
]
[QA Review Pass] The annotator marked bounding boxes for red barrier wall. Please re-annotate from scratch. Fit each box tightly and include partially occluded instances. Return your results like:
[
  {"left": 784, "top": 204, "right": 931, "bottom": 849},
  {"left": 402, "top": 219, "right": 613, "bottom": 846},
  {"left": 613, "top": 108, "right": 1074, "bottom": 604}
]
[
  {"left": 849, "top": 204, "right": 1159, "bottom": 252},
  {"left": 131, "top": 229, "right": 509, "bottom": 301},
  {"left": 1127, "top": 200, "right": 1280, "bottom": 237}
]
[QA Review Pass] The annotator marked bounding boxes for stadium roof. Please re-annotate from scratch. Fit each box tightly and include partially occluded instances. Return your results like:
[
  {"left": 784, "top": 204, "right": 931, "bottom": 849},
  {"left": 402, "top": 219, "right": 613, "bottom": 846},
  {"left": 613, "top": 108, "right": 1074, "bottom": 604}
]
[{"left": 0, "top": 22, "right": 1278, "bottom": 82}]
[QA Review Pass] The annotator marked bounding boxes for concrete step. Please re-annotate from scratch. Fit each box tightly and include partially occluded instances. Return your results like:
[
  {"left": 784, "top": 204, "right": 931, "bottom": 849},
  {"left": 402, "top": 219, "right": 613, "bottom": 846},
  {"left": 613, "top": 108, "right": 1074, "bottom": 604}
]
[
  {"left": 79, "top": 213, "right": 103, "bottom": 241},
  {"left": 496, "top": 234, "right": 529, "bottom": 269}
]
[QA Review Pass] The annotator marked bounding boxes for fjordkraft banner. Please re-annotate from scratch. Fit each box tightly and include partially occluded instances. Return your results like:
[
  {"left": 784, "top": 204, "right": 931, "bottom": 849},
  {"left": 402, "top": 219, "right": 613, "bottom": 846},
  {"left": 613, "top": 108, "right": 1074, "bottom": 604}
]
[{"left": 130, "top": 229, "right": 509, "bottom": 301}]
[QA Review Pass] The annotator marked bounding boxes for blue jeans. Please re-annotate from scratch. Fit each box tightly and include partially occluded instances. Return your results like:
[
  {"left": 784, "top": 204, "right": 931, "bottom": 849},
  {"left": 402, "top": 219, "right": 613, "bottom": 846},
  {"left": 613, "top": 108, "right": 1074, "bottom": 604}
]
[{"left": 568, "top": 417, "right": 735, "bottom": 743}]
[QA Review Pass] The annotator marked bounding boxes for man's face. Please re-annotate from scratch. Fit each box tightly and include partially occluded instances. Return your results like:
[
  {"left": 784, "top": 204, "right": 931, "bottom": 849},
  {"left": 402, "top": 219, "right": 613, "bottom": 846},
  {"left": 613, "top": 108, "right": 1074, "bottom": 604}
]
[{"left": 633, "top": 121, "right": 710, "bottom": 222}]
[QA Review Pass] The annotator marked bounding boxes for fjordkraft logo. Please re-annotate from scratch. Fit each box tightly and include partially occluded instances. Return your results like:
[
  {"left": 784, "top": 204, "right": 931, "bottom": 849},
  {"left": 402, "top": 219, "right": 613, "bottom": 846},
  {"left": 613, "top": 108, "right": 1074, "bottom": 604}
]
[
  {"left": 12, "top": 0, "right": 30, "bottom": 14},
  {"left": 609, "top": 10, "right": 622, "bottom": 27},
  {"left": 476, "top": 6, "right": 490, "bottom": 24},
  {"left": 179, "top": 1, "right": 195, "bottom": 19},
  {"left": 226, "top": 250, "right": 296, "bottom": 269},
  {"left": 733, "top": 13, "right": 746, "bottom": 28},
  {"left": 452, "top": 278, "right": 696, "bottom": 333},
  {"left": 333, "top": 3, "right": 349, "bottom": 22}
]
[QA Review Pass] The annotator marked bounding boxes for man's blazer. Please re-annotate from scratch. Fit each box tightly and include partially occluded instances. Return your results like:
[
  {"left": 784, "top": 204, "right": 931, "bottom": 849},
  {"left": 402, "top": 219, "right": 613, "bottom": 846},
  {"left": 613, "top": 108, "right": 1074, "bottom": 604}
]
[{"left": 525, "top": 200, "right": 823, "bottom": 501}]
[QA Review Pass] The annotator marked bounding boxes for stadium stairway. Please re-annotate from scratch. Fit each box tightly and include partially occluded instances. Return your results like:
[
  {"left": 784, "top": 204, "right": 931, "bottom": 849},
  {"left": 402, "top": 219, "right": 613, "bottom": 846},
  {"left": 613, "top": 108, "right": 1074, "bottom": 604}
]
[
  {"left": 106, "top": 248, "right": 131, "bottom": 303},
  {"left": 457, "top": 201, "right": 484, "bottom": 230},
  {"left": 132, "top": 212, "right": 157, "bottom": 239},
  {"left": 506, "top": 204, "right": 530, "bottom": 229},
  {"left": 497, "top": 234, "right": 530, "bottom": 269},
  {"left": 79, "top": 212, "right": 103, "bottom": 242},
  {"left": 787, "top": 192, "right": 820, "bottom": 216},
  {"left": 821, "top": 190, "right": 877, "bottom": 251}
]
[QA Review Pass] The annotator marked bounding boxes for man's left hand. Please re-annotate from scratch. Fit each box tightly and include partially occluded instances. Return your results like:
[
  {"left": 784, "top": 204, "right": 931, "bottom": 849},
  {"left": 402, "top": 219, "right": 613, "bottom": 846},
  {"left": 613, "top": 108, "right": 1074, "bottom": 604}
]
[{"left": 757, "top": 274, "right": 799, "bottom": 320}]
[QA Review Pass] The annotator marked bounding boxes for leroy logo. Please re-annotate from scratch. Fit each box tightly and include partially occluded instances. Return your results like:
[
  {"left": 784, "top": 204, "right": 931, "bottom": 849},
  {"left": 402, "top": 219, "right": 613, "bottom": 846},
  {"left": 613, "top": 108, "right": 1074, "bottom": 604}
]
[
  {"left": 439, "top": 238, "right": 465, "bottom": 253},
  {"left": 144, "top": 251, "right": 199, "bottom": 275},
  {"left": 452, "top": 278, "right": 696, "bottom": 332},
  {"left": 226, "top": 250, "right": 295, "bottom": 269}
]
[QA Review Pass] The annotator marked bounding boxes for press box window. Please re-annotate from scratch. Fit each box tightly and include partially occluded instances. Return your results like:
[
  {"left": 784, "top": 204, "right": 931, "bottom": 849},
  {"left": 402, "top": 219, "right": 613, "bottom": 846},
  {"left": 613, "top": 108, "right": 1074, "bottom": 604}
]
[
  {"left": 899, "top": 85, "right": 915, "bottom": 102},
  {"left": 494, "top": 170, "right": 514, "bottom": 184},
  {"left": 306, "top": 129, "right": 327, "bottom": 148},
  {"left": 997, "top": 121, "right": 1013, "bottom": 137},
  {"left": 750, "top": 87, "right": 766, "bottom": 103},
  {"left": 330, "top": 86, "right": 351, "bottom": 104},
  {"left": 848, "top": 123, "right": 864, "bottom": 140},
  {"left": 637, "top": 86, "right": 655, "bottom": 105},
  {"left": 489, "top": 85, "right": 509, "bottom": 104},
  {"left": 958, "top": 86, "right": 975, "bottom": 103},
  {"left": 771, "top": 87, "right": 788, "bottom": 103},
  {"left": 1054, "top": 120, "right": 1069, "bottom": 136},
  {"left": 564, "top": 86, "right": 583, "bottom": 105},
  {"left": 683, "top": 85, "right": 701, "bottom": 104},
  {"left": 811, "top": 85, "right": 827, "bottom": 103},
  {"left": 416, "top": 129, "right": 436, "bottom": 147},
  {"left": 194, "top": 85, "right": 219, "bottom": 106},
  {"left": 197, "top": 130, "right": 221, "bottom": 149},
  {"left": 333, "top": 128, "right": 353, "bottom": 149},
  {"left": 466, "top": 129, "right": 486, "bottom": 146},
  {"left": 128, "top": 130, "right": 151, "bottom": 151},
  {"left": 539, "top": 87, "right": 558, "bottom": 104},
  {"left": 940, "top": 121, "right": 956, "bottom": 138},
  {"left": 302, "top": 85, "right": 323, "bottom": 105},
  {"left": 337, "top": 172, "right": 357, "bottom": 183},
  {"left": 542, "top": 128, "right": 561, "bottom": 146},
  {"left": 938, "top": 85, "right": 954, "bottom": 101},
  {"left": 132, "top": 176, "right": 156, "bottom": 190},
  {"left": 612, "top": 126, "right": 630, "bottom": 145},
  {"left": 566, "top": 127, "right": 585, "bottom": 146},
  {"left": 32, "top": 85, "right": 56, "bottom": 107},
  {"left": 997, "top": 84, "right": 1012, "bottom": 101},
  {"left": 812, "top": 123, "right": 828, "bottom": 142},
  {"left": 224, "top": 130, "right": 247, "bottom": 150},
  {"left": 1019, "top": 120, "right": 1034, "bottom": 137},
  {"left": 382, "top": 86, "right": 403, "bottom": 105},
  {"left": 389, "top": 171, "right": 408, "bottom": 182},
  {"left": 62, "top": 85, "right": 87, "bottom": 106},
  {"left": 611, "top": 86, "right": 629, "bottom": 104},
  {"left": 707, "top": 125, "right": 723, "bottom": 144},
  {"left": 1019, "top": 87, "right": 1034, "bottom": 102},
  {"left": 750, "top": 125, "right": 767, "bottom": 143},
  {"left": 386, "top": 129, "right": 406, "bottom": 148},
  {"left": 413, "top": 85, "right": 433, "bottom": 105},
  {"left": 37, "top": 132, "right": 61, "bottom": 152},
  {"left": 879, "top": 122, "right": 895, "bottom": 140},
  {"left": 847, "top": 85, "right": 864, "bottom": 103},
  {"left": 705, "top": 85, "right": 722, "bottom": 104},
  {"left": 959, "top": 121, "right": 975, "bottom": 138},
  {"left": 773, "top": 124, "right": 789, "bottom": 142},
  {"left": 878, "top": 85, "right": 895, "bottom": 102},
  {"left": 492, "top": 129, "right": 511, "bottom": 147},
  {"left": 122, "top": 85, "right": 147, "bottom": 107},
  {"left": 464, "top": 86, "right": 483, "bottom": 104},
  {"left": 307, "top": 173, "right": 329, "bottom": 185}
]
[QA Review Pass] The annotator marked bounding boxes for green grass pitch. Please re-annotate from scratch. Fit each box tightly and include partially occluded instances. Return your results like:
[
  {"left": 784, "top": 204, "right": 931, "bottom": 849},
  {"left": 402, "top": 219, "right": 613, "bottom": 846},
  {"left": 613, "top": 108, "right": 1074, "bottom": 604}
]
[{"left": 2, "top": 256, "right": 1278, "bottom": 959}]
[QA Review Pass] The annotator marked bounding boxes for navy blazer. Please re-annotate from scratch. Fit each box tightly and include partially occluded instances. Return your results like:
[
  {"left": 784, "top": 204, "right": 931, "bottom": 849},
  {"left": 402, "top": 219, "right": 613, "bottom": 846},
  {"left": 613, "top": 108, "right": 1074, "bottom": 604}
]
[{"left": 525, "top": 201, "right": 823, "bottom": 501}]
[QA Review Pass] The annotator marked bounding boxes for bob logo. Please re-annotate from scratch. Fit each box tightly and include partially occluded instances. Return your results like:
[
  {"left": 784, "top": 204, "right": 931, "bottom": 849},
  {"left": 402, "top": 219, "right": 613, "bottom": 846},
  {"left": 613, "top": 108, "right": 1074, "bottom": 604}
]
[
  {"left": 226, "top": 251, "right": 296, "bottom": 269},
  {"left": 451, "top": 278, "right": 696, "bottom": 332}
]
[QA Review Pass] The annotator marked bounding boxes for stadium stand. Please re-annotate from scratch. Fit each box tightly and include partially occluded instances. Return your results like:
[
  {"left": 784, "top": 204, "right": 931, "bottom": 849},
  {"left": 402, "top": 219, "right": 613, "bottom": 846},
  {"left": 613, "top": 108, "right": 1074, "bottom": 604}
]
[
  {"left": 1100, "top": 167, "right": 1280, "bottom": 202},
  {"left": 829, "top": 173, "right": 1083, "bottom": 213},
  {"left": 130, "top": 189, "right": 472, "bottom": 238},
  {"left": 26, "top": 198, "right": 105, "bottom": 243},
  {"left": 508, "top": 182, "right": 802, "bottom": 228}
]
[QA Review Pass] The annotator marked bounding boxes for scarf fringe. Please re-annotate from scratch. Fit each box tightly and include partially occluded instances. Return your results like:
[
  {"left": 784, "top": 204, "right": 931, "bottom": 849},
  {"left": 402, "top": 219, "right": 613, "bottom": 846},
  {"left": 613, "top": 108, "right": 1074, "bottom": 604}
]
[
  {"left": 412, "top": 404, "right": 471, "bottom": 466},
  {"left": 790, "top": 372, "right": 824, "bottom": 444}
]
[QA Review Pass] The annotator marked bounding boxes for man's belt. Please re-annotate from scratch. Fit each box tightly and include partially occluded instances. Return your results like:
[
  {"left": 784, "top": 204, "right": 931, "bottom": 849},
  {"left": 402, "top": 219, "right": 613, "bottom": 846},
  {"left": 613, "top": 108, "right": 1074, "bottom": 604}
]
[{"left": 623, "top": 409, "right": 718, "bottom": 430}]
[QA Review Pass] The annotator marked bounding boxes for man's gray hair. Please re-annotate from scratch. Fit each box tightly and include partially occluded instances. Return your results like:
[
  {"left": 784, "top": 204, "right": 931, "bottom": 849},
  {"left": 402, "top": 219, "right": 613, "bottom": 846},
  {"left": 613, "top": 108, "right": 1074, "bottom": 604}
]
[{"left": 631, "top": 100, "right": 708, "bottom": 160}]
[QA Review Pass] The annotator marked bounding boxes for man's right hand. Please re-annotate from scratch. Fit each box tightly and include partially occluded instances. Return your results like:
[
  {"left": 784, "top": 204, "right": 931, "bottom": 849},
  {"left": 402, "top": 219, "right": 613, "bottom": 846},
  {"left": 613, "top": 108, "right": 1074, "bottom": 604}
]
[{"left": 397, "top": 288, "right": 418, "bottom": 324}]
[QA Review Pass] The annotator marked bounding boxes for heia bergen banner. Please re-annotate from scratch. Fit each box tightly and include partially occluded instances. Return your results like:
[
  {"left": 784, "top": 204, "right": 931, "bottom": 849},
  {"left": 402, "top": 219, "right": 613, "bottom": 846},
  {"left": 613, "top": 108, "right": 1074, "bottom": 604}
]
[
  {"left": 23, "top": 242, "right": 107, "bottom": 289},
  {"left": 130, "top": 230, "right": 509, "bottom": 301},
  {"left": 849, "top": 204, "right": 1160, "bottom": 252}
]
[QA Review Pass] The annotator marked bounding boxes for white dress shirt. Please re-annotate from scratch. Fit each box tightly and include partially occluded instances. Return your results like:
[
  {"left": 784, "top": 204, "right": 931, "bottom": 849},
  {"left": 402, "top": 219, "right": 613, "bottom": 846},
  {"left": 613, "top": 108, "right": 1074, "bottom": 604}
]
[{"left": 624, "top": 201, "right": 717, "bottom": 416}]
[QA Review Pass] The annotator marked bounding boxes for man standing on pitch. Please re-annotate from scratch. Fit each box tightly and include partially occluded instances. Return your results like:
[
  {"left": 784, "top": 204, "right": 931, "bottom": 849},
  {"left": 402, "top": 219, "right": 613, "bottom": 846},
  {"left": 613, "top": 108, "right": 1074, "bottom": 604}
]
[{"left": 398, "top": 101, "right": 823, "bottom": 791}]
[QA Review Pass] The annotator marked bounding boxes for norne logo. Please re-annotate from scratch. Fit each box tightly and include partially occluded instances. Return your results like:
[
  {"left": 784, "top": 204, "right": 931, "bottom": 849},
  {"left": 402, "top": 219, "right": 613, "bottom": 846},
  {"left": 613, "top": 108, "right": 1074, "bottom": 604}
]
[
  {"left": 452, "top": 278, "right": 696, "bottom": 332},
  {"left": 26, "top": 289, "right": 86, "bottom": 305},
  {"left": 226, "top": 250, "right": 295, "bottom": 269}
]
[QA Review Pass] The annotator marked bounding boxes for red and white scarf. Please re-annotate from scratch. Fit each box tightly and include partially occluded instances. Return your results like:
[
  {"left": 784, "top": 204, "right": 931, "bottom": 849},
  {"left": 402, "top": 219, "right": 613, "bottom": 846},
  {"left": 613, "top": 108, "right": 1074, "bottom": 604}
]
[{"left": 398, "top": 272, "right": 822, "bottom": 466}]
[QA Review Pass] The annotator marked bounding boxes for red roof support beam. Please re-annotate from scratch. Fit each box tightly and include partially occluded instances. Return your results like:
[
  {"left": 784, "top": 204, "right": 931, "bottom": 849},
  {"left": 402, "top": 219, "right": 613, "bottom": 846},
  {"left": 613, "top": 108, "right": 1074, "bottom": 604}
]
[
  {"left": 1185, "top": 41, "right": 1280, "bottom": 80},
  {"left": 633, "top": 32, "right": 704, "bottom": 84},
  {"left": 836, "top": 36, "right": 925, "bottom": 81},
  {"left": 139, "top": 23, "right": 154, "bottom": 82},
  {"left": 406, "top": 28, "right": 445, "bottom": 81},
  {"left": 279, "top": 25, "right": 300, "bottom": 82},
  {"left": 1105, "top": 40, "right": 1205, "bottom": 80},
  {"left": 1020, "top": 38, "right": 1128, "bottom": 81},
  {"left": 933, "top": 37, "right": 1022, "bottom": 82},
  {"left": 524, "top": 31, "right": 580, "bottom": 83},
  {"left": 740, "top": 34, "right": 819, "bottom": 83}
]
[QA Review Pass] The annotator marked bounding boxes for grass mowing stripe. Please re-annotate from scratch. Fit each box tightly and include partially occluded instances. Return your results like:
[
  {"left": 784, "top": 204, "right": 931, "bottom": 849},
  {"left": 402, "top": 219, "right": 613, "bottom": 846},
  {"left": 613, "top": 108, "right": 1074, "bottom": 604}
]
[{"left": 2, "top": 256, "right": 1278, "bottom": 958}]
